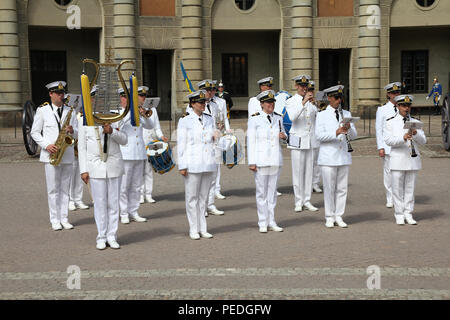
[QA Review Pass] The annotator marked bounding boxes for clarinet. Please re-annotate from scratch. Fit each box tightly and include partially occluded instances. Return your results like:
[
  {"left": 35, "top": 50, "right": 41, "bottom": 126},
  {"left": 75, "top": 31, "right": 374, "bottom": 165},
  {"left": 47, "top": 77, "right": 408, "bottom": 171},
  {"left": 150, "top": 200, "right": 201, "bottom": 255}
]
[
  {"left": 338, "top": 106, "right": 353, "bottom": 153},
  {"left": 406, "top": 113, "right": 418, "bottom": 157}
]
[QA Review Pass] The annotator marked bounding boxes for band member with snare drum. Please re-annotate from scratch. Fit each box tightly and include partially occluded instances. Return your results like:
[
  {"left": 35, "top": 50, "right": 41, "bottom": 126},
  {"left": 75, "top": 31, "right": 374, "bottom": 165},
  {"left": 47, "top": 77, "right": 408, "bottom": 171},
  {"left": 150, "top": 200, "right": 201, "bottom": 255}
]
[
  {"left": 247, "top": 90, "right": 287, "bottom": 233},
  {"left": 384, "top": 95, "right": 426, "bottom": 225},
  {"left": 315, "top": 85, "right": 357, "bottom": 228},
  {"left": 30, "top": 81, "right": 78, "bottom": 231},
  {"left": 177, "top": 90, "right": 218, "bottom": 240}
]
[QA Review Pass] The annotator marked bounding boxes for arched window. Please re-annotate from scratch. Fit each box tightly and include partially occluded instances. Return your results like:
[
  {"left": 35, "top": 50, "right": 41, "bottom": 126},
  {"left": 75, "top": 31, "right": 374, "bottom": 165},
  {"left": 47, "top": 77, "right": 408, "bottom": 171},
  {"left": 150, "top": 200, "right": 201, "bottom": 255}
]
[
  {"left": 416, "top": 0, "right": 435, "bottom": 7},
  {"left": 235, "top": 0, "right": 255, "bottom": 11},
  {"left": 54, "top": 0, "right": 73, "bottom": 6}
]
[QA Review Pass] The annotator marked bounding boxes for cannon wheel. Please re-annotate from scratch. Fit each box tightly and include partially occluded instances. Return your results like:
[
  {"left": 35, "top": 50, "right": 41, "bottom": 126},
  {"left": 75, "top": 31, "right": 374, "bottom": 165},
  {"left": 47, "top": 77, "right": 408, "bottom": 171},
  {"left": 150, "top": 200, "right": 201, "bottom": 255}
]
[
  {"left": 442, "top": 95, "right": 450, "bottom": 151},
  {"left": 22, "top": 100, "right": 38, "bottom": 156}
]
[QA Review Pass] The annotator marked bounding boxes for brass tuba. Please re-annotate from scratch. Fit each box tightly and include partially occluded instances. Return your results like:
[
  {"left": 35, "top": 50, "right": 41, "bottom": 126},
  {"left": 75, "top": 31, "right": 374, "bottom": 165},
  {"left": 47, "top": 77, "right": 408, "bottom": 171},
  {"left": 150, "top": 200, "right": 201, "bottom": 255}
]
[{"left": 49, "top": 106, "right": 75, "bottom": 166}]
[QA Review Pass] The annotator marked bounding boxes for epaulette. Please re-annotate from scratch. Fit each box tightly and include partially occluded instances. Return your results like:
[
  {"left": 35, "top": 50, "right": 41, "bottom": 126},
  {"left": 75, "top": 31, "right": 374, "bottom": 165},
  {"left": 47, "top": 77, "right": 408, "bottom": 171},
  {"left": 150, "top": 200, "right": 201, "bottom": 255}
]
[
  {"left": 318, "top": 108, "right": 326, "bottom": 112},
  {"left": 181, "top": 112, "right": 189, "bottom": 118},
  {"left": 386, "top": 116, "right": 395, "bottom": 121},
  {"left": 251, "top": 112, "right": 260, "bottom": 117},
  {"left": 203, "top": 113, "right": 211, "bottom": 117},
  {"left": 39, "top": 102, "right": 49, "bottom": 108},
  {"left": 274, "top": 112, "right": 282, "bottom": 117}
]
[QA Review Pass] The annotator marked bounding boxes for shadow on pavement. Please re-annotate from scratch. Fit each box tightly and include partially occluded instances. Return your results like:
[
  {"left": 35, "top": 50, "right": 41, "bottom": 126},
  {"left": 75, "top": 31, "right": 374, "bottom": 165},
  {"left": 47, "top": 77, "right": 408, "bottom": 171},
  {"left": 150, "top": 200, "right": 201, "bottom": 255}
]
[
  {"left": 119, "top": 227, "right": 175, "bottom": 245},
  {"left": 280, "top": 216, "right": 322, "bottom": 228},
  {"left": 345, "top": 211, "right": 385, "bottom": 224},
  {"left": 208, "top": 222, "right": 255, "bottom": 235},
  {"left": 415, "top": 195, "right": 432, "bottom": 204},
  {"left": 414, "top": 210, "right": 445, "bottom": 221}
]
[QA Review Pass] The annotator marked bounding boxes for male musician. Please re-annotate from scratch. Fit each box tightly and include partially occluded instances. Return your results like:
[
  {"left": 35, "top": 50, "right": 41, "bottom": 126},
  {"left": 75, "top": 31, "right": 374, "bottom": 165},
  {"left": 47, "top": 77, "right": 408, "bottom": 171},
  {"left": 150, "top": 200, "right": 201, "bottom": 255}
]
[
  {"left": 248, "top": 76, "right": 283, "bottom": 196},
  {"left": 247, "top": 90, "right": 287, "bottom": 233},
  {"left": 78, "top": 111, "right": 128, "bottom": 249},
  {"left": 138, "top": 86, "right": 169, "bottom": 204},
  {"left": 315, "top": 85, "right": 357, "bottom": 228},
  {"left": 30, "top": 81, "right": 77, "bottom": 230},
  {"left": 307, "top": 81, "right": 322, "bottom": 193},
  {"left": 248, "top": 77, "right": 273, "bottom": 118},
  {"left": 68, "top": 90, "right": 92, "bottom": 211},
  {"left": 177, "top": 90, "right": 217, "bottom": 240},
  {"left": 426, "top": 77, "right": 443, "bottom": 115},
  {"left": 216, "top": 81, "right": 233, "bottom": 119},
  {"left": 376, "top": 82, "right": 401, "bottom": 208},
  {"left": 117, "top": 87, "right": 155, "bottom": 224},
  {"left": 285, "top": 75, "right": 319, "bottom": 213},
  {"left": 196, "top": 79, "right": 228, "bottom": 215},
  {"left": 384, "top": 95, "right": 426, "bottom": 225}
]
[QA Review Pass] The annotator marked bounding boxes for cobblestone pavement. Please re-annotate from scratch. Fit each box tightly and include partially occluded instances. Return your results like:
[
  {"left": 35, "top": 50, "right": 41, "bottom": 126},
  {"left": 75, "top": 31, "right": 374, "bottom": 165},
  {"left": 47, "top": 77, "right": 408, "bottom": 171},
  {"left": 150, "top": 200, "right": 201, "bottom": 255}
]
[{"left": 0, "top": 119, "right": 449, "bottom": 300}]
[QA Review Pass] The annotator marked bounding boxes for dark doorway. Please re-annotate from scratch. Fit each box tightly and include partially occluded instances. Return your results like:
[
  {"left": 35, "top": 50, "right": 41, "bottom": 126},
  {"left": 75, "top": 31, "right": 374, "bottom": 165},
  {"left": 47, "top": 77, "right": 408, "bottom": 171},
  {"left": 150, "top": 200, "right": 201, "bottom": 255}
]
[
  {"left": 142, "top": 50, "right": 173, "bottom": 120},
  {"left": 319, "top": 49, "right": 351, "bottom": 108},
  {"left": 222, "top": 53, "right": 248, "bottom": 97},
  {"left": 30, "top": 50, "right": 67, "bottom": 106}
]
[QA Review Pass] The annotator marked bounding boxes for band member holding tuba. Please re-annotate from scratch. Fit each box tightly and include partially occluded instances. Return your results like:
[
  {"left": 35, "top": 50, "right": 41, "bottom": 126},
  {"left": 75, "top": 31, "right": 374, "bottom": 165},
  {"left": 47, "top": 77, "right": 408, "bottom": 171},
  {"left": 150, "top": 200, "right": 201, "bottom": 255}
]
[
  {"left": 315, "top": 85, "right": 357, "bottom": 228},
  {"left": 139, "top": 85, "right": 169, "bottom": 204},
  {"left": 384, "top": 95, "right": 426, "bottom": 225},
  {"left": 285, "top": 75, "right": 319, "bottom": 213},
  {"left": 30, "top": 81, "right": 78, "bottom": 231},
  {"left": 117, "top": 87, "right": 155, "bottom": 224},
  {"left": 376, "top": 82, "right": 401, "bottom": 209},
  {"left": 177, "top": 90, "right": 217, "bottom": 240},
  {"left": 247, "top": 90, "right": 287, "bottom": 233},
  {"left": 78, "top": 106, "right": 128, "bottom": 249}
]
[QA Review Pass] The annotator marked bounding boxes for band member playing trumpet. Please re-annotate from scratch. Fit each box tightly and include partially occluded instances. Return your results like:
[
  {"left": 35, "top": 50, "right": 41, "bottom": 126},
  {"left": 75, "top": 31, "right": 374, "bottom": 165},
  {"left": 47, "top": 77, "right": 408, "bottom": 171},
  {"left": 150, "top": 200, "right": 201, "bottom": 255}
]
[
  {"left": 138, "top": 86, "right": 169, "bottom": 204},
  {"left": 285, "top": 75, "right": 319, "bottom": 213},
  {"left": 30, "top": 81, "right": 78, "bottom": 231},
  {"left": 78, "top": 111, "right": 128, "bottom": 249},
  {"left": 177, "top": 90, "right": 217, "bottom": 240},
  {"left": 248, "top": 90, "right": 287, "bottom": 233},
  {"left": 117, "top": 87, "right": 155, "bottom": 224},
  {"left": 384, "top": 95, "right": 426, "bottom": 225},
  {"left": 315, "top": 85, "right": 357, "bottom": 228}
]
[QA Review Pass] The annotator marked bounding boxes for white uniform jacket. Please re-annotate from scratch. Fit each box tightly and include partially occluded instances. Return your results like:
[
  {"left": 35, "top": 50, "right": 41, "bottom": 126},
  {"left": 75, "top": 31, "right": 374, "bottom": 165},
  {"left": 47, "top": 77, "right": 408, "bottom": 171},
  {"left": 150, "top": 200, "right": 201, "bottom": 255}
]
[
  {"left": 376, "top": 101, "right": 397, "bottom": 154},
  {"left": 285, "top": 94, "right": 319, "bottom": 150},
  {"left": 143, "top": 107, "right": 164, "bottom": 145},
  {"left": 248, "top": 97, "right": 261, "bottom": 117},
  {"left": 383, "top": 113, "right": 426, "bottom": 171},
  {"left": 315, "top": 106, "right": 357, "bottom": 166},
  {"left": 30, "top": 103, "right": 78, "bottom": 164},
  {"left": 78, "top": 121, "right": 128, "bottom": 178},
  {"left": 211, "top": 96, "right": 230, "bottom": 131},
  {"left": 247, "top": 111, "right": 286, "bottom": 167},
  {"left": 177, "top": 113, "right": 218, "bottom": 173},
  {"left": 119, "top": 111, "right": 155, "bottom": 160}
]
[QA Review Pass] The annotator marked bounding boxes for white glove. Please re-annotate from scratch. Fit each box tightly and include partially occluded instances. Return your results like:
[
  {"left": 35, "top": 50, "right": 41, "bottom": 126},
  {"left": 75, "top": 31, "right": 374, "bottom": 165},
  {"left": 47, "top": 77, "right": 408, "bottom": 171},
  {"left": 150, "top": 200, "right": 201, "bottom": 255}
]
[
  {"left": 438, "top": 95, "right": 442, "bottom": 101},
  {"left": 425, "top": 96, "right": 429, "bottom": 100}
]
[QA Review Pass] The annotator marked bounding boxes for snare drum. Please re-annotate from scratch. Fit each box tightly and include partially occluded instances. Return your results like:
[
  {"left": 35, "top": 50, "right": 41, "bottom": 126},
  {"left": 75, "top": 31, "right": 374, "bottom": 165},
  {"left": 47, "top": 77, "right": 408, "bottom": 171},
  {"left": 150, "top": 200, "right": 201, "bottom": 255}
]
[
  {"left": 146, "top": 140, "right": 175, "bottom": 174},
  {"left": 220, "top": 134, "right": 244, "bottom": 169}
]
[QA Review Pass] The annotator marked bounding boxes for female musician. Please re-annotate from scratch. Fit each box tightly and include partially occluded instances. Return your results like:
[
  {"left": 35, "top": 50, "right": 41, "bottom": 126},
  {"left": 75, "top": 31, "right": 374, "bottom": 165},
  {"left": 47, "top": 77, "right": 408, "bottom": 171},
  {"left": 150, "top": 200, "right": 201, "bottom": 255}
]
[
  {"left": 177, "top": 90, "right": 219, "bottom": 240},
  {"left": 247, "top": 90, "right": 287, "bottom": 233}
]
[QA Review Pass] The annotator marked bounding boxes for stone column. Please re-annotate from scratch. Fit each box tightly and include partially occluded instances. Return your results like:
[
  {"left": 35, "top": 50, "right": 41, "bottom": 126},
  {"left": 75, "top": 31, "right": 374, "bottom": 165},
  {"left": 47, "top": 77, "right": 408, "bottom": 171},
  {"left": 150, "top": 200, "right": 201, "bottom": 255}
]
[
  {"left": 113, "top": 0, "right": 137, "bottom": 78},
  {"left": 357, "top": 0, "right": 381, "bottom": 113},
  {"left": 0, "top": 0, "right": 21, "bottom": 111},
  {"left": 180, "top": 0, "right": 203, "bottom": 92},
  {"left": 288, "top": 0, "right": 313, "bottom": 90}
]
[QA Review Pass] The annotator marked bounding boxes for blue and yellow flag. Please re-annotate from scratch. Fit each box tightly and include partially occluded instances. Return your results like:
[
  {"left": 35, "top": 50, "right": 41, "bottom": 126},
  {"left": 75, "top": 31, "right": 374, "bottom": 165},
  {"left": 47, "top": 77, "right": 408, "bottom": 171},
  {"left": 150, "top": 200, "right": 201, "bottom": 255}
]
[
  {"left": 129, "top": 74, "right": 140, "bottom": 127},
  {"left": 180, "top": 61, "right": 195, "bottom": 93}
]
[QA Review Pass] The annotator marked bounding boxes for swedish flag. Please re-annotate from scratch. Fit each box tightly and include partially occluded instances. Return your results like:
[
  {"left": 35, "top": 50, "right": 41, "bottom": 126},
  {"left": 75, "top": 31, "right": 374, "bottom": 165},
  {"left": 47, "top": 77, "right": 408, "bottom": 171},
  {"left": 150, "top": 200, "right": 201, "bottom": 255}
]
[{"left": 180, "top": 61, "right": 195, "bottom": 93}]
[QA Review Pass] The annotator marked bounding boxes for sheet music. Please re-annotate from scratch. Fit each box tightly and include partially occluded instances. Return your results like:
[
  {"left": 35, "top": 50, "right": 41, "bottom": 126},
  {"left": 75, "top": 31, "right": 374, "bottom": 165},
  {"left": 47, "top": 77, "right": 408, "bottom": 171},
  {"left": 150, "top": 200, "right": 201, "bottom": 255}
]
[
  {"left": 143, "top": 97, "right": 160, "bottom": 109},
  {"left": 403, "top": 121, "right": 423, "bottom": 130},
  {"left": 342, "top": 117, "right": 360, "bottom": 124},
  {"left": 288, "top": 135, "right": 301, "bottom": 148}
]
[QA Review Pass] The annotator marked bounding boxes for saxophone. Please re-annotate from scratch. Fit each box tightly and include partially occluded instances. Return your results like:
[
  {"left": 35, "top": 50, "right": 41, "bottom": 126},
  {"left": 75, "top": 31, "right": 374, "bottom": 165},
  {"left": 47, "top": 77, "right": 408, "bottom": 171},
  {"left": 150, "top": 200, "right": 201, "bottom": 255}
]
[{"left": 49, "top": 106, "right": 75, "bottom": 166}]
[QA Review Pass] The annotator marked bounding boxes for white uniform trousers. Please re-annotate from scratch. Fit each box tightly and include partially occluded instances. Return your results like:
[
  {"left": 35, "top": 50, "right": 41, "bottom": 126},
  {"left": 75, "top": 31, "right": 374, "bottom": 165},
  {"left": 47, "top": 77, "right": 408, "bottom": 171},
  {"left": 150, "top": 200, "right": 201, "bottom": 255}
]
[
  {"left": 215, "top": 164, "right": 221, "bottom": 194},
  {"left": 254, "top": 167, "right": 280, "bottom": 228},
  {"left": 44, "top": 163, "right": 72, "bottom": 224},
  {"left": 184, "top": 172, "right": 214, "bottom": 234},
  {"left": 391, "top": 170, "right": 417, "bottom": 218},
  {"left": 120, "top": 160, "right": 144, "bottom": 218},
  {"left": 140, "top": 160, "right": 154, "bottom": 197},
  {"left": 383, "top": 155, "right": 393, "bottom": 204},
  {"left": 321, "top": 165, "right": 349, "bottom": 218},
  {"left": 90, "top": 177, "right": 120, "bottom": 242},
  {"left": 312, "top": 147, "right": 321, "bottom": 186},
  {"left": 69, "top": 160, "right": 84, "bottom": 203},
  {"left": 291, "top": 149, "right": 313, "bottom": 207},
  {"left": 207, "top": 168, "right": 219, "bottom": 210}
]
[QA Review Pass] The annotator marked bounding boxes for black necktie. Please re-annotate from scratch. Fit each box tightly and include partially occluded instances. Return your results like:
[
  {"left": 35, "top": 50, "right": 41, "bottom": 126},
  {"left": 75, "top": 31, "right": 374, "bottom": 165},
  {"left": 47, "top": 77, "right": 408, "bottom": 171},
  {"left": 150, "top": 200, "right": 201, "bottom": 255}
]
[
  {"left": 199, "top": 117, "right": 202, "bottom": 125},
  {"left": 403, "top": 117, "right": 407, "bottom": 123},
  {"left": 394, "top": 105, "right": 397, "bottom": 113},
  {"left": 335, "top": 109, "right": 339, "bottom": 122},
  {"left": 103, "top": 133, "right": 108, "bottom": 153},
  {"left": 207, "top": 103, "right": 211, "bottom": 114},
  {"left": 267, "top": 115, "right": 271, "bottom": 123},
  {"left": 57, "top": 107, "right": 63, "bottom": 119}
]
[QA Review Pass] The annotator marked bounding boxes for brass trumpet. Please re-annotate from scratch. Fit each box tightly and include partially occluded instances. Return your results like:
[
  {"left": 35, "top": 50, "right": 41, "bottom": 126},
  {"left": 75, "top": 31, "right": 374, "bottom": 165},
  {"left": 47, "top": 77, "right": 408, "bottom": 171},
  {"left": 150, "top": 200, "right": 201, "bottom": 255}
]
[{"left": 139, "top": 106, "right": 153, "bottom": 118}]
